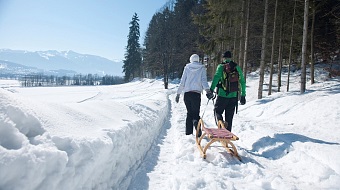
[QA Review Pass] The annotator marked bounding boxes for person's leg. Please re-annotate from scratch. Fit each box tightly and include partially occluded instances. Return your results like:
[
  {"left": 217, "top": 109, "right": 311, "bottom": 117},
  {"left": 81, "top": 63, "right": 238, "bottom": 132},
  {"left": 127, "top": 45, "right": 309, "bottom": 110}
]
[
  {"left": 224, "top": 97, "right": 238, "bottom": 131},
  {"left": 214, "top": 96, "right": 226, "bottom": 122},
  {"left": 184, "top": 92, "right": 194, "bottom": 135},
  {"left": 191, "top": 93, "right": 201, "bottom": 136},
  {"left": 191, "top": 92, "right": 201, "bottom": 121}
]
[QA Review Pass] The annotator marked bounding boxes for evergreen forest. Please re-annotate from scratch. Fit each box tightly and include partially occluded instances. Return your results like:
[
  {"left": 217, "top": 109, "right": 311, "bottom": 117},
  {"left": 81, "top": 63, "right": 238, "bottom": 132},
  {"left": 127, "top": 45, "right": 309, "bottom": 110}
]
[{"left": 123, "top": 0, "right": 339, "bottom": 97}]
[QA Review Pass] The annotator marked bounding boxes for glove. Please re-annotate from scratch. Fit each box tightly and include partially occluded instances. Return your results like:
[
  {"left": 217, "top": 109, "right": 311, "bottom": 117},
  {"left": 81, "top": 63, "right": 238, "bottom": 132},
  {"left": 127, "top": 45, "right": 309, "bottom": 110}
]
[
  {"left": 240, "top": 96, "right": 246, "bottom": 105},
  {"left": 175, "top": 94, "right": 180, "bottom": 103},
  {"left": 206, "top": 89, "right": 214, "bottom": 100}
]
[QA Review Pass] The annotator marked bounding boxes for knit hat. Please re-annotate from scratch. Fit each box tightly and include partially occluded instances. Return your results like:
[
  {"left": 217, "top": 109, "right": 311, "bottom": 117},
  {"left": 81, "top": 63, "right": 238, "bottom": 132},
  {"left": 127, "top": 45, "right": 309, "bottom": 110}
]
[
  {"left": 190, "top": 54, "right": 200, "bottom": 63},
  {"left": 223, "top": 51, "right": 232, "bottom": 58}
]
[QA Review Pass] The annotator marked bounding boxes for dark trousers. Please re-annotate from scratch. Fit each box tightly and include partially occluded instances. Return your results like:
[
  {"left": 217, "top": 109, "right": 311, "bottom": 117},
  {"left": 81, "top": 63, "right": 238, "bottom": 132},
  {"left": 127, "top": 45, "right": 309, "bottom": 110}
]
[
  {"left": 214, "top": 96, "right": 238, "bottom": 131},
  {"left": 184, "top": 92, "right": 201, "bottom": 135}
]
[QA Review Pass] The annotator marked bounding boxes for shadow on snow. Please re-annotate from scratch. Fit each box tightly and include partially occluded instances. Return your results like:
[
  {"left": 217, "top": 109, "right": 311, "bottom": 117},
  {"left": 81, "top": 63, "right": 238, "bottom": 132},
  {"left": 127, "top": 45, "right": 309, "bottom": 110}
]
[{"left": 247, "top": 133, "right": 339, "bottom": 160}]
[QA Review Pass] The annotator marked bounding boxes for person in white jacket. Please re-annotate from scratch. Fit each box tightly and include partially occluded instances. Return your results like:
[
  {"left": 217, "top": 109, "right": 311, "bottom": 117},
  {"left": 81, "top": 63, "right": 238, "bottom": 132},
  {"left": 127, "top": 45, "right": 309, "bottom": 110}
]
[{"left": 176, "top": 54, "right": 214, "bottom": 136}]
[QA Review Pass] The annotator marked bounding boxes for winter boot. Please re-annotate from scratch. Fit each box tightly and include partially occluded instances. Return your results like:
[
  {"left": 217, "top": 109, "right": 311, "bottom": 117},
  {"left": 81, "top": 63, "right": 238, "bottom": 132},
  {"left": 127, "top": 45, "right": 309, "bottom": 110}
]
[
  {"left": 224, "top": 121, "right": 228, "bottom": 129},
  {"left": 193, "top": 120, "right": 201, "bottom": 137}
]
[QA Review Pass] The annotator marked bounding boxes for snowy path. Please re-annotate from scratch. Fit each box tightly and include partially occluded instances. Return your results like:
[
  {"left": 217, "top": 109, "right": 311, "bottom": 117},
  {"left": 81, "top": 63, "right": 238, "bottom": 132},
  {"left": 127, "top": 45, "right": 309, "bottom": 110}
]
[
  {"left": 129, "top": 73, "right": 340, "bottom": 190},
  {"left": 129, "top": 92, "right": 272, "bottom": 190}
]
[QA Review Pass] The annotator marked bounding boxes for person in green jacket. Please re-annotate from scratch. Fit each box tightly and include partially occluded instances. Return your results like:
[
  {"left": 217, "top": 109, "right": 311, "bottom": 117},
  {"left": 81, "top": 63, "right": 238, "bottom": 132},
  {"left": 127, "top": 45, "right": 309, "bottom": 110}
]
[{"left": 210, "top": 51, "right": 246, "bottom": 132}]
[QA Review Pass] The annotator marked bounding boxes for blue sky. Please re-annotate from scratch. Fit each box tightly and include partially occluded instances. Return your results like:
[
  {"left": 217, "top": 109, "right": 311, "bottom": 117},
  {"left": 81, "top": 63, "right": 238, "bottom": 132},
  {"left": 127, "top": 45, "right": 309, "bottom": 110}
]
[{"left": 0, "top": 0, "right": 168, "bottom": 61}]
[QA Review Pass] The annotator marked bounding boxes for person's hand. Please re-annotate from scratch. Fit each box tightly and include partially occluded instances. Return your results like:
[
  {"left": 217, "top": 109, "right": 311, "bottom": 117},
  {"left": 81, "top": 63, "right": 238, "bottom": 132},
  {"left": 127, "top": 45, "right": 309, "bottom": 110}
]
[
  {"left": 206, "top": 89, "right": 214, "bottom": 100},
  {"left": 175, "top": 94, "right": 180, "bottom": 103},
  {"left": 240, "top": 96, "right": 246, "bottom": 105}
]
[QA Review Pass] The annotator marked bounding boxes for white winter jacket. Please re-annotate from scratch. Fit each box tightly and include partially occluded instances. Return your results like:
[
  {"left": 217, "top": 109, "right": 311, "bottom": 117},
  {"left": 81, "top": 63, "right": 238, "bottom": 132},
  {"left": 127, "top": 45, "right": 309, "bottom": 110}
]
[{"left": 177, "top": 61, "right": 210, "bottom": 95}]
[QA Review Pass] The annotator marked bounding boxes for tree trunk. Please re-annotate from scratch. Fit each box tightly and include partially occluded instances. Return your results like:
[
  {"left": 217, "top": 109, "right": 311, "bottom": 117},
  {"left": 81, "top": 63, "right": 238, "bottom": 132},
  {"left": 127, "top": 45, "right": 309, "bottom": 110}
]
[
  {"left": 277, "top": 14, "right": 283, "bottom": 92},
  {"left": 268, "top": 0, "right": 278, "bottom": 96},
  {"left": 163, "top": 53, "right": 168, "bottom": 89},
  {"left": 233, "top": 27, "right": 237, "bottom": 58},
  {"left": 287, "top": 0, "right": 297, "bottom": 92},
  {"left": 238, "top": 0, "right": 245, "bottom": 70},
  {"left": 228, "top": 18, "right": 233, "bottom": 51},
  {"left": 301, "top": 0, "right": 309, "bottom": 94},
  {"left": 258, "top": 0, "right": 269, "bottom": 99},
  {"left": 310, "top": 0, "right": 316, "bottom": 84},
  {"left": 243, "top": 0, "right": 250, "bottom": 82}
]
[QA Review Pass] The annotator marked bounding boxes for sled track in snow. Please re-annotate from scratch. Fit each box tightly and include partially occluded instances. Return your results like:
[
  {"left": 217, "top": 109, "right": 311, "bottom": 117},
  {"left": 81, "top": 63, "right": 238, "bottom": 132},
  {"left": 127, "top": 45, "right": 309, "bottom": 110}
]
[{"left": 77, "top": 92, "right": 102, "bottom": 103}]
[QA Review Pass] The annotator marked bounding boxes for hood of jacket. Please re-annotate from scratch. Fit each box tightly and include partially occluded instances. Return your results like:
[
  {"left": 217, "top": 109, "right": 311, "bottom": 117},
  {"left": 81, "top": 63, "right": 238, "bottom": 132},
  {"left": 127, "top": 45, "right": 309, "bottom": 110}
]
[
  {"left": 185, "top": 61, "right": 204, "bottom": 72},
  {"left": 190, "top": 54, "right": 200, "bottom": 63}
]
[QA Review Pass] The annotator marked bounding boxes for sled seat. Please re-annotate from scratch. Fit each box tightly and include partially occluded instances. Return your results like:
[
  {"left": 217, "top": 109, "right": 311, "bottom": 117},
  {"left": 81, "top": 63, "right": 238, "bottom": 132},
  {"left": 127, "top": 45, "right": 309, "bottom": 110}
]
[
  {"left": 203, "top": 127, "right": 239, "bottom": 140},
  {"left": 196, "top": 119, "right": 241, "bottom": 160}
]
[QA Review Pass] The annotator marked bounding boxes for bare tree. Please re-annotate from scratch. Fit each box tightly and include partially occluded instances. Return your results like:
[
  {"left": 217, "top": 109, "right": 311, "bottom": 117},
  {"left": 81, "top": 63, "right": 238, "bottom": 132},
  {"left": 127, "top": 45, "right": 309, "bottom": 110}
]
[
  {"left": 301, "top": 0, "right": 309, "bottom": 93},
  {"left": 268, "top": 0, "right": 279, "bottom": 96},
  {"left": 310, "top": 0, "right": 316, "bottom": 84},
  {"left": 258, "top": 0, "right": 269, "bottom": 99},
  {"left": 277, "top": 14, "right": 284, "bottom": 92},
  {"left": 243, "top": 0, "right": 250, "bottom": 81},
  {"left": 287, "top": 0, "right": 297, "bottom": 92},
  {"left": 238, "top": 0, "right": 245, "bottom": 70}
]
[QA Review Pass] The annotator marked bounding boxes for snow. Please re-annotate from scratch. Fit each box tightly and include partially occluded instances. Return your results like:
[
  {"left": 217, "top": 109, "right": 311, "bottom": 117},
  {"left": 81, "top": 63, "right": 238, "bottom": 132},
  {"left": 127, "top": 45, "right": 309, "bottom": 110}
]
[{"left": 0, "top": 68, "right": 340, "bottom": 190}]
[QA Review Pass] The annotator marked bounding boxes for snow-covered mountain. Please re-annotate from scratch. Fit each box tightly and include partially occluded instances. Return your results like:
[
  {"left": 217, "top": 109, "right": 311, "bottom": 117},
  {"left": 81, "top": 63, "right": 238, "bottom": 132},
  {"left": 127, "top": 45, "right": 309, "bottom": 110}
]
[{"left": 0, "top": 49, "right": 124, "bottom": 76}]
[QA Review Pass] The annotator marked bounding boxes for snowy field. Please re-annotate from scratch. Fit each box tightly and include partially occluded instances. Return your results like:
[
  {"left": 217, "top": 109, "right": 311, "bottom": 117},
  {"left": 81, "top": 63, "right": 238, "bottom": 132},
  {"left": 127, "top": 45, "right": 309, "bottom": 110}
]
[{"left": 0, "top": 67, "right": 339, "bottom": 190}]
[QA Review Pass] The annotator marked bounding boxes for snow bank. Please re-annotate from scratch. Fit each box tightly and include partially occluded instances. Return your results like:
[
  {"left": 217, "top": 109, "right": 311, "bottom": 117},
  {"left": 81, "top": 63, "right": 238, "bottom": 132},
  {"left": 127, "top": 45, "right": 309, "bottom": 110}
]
[{"left": 0, "top": 79, "right": 170, "bottom": 190}]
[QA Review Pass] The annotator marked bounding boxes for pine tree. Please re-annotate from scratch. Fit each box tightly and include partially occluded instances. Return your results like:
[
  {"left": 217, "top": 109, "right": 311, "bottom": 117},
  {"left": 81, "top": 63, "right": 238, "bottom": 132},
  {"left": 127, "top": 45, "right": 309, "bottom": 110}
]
[{"left": 123, "top": 13, "right": 142, "bottom": 82}]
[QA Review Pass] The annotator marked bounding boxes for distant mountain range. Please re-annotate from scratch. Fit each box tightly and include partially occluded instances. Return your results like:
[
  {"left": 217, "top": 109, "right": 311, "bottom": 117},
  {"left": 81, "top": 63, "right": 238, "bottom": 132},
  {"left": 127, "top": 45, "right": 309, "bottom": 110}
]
[{"left": 0, "top": 49, "right": 124, "bottom": 77}]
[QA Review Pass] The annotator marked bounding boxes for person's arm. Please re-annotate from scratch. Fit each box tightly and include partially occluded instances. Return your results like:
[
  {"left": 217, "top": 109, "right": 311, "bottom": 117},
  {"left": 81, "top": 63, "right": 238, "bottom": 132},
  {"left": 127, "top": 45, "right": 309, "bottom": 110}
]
[
  {"left": 177, "top": 66, "right": 187, "bottom": 95},
  {"left": 210, "top": 64, "right": 223, "bottom": 91},
  {"left": 201, "top": 66, "right": 210, "bottom": 90},
  {"left": 236, "top": 66, "right": 246, "bottom": 97}
]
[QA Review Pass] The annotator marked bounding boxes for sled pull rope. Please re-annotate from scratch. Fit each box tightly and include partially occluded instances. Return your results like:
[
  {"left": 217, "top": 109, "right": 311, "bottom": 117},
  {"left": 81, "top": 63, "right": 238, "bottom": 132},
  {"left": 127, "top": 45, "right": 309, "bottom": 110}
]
[
  {"left": 201, "top": 99, "right": 210, "bottom": 119},
  {"left": 201, "top": 92, "right": 216, "bottom": 119},
  {"left": 212, "top": 98, "right": 219, "bottom": 126}
]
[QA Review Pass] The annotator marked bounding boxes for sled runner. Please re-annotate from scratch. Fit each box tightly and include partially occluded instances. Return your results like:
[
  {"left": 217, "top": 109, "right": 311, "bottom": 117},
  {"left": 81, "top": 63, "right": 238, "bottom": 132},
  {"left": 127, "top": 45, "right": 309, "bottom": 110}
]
[{"left": 195, "top": 119, "right": 241, "bottom": 161}]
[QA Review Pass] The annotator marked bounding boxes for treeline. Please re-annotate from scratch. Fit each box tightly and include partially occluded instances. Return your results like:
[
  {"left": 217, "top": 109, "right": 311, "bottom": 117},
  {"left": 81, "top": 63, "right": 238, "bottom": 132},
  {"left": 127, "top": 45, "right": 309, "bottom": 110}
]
[
  {"left": 123, "top": 0, "right": 339, "bottom": 98},
  {"left": 20, "top": 74, "right": 124, "bottom": 87}
]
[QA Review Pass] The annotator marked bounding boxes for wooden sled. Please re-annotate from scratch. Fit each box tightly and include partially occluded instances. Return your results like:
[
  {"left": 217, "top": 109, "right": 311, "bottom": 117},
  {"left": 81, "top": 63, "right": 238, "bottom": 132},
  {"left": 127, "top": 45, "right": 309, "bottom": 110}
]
[{"left": 195, "top": 119, "right": 241, "bottom": 161}]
